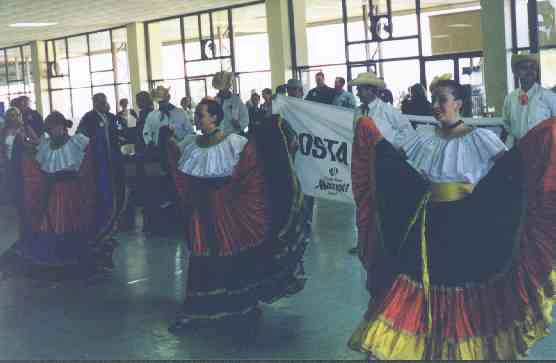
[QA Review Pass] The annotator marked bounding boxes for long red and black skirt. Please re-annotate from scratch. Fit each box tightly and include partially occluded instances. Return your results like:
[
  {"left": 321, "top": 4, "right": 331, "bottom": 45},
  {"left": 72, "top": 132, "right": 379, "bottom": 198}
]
[
  {"left": 348, "top": 117, "right": 556, "bottom": 360},
  {"left": 168, "top": 121, "right": 307, "bottom": 320},
  {"left": 0, "top": 141, "right": 125, "bottom": 282}
]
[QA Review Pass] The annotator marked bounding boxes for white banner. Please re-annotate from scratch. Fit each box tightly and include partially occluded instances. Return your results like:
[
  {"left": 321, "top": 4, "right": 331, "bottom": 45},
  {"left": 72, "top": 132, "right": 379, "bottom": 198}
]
[
  {"left": 275, "top": 95, "right": 505, "bottom": 204},
  {"left": 275, "top": 95, "right": 356, "bottom": 204}
]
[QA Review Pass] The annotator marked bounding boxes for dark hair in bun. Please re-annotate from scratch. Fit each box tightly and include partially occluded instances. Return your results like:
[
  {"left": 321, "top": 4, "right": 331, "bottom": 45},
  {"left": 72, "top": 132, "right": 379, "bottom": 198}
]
[
  {"left": 434, "top": 79, "right": 464, "bottom": 101},
  {"left": 197, "top": 98, "right": 224, "bottom": 126},
  {"left": 45, "top": 111, "right": 73, "bottom": 129}
]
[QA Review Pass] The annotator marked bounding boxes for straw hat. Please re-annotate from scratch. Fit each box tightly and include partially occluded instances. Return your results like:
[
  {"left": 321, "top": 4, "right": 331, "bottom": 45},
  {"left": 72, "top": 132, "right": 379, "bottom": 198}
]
[
  {"left": 511, "top": 52, "right": 539, "bottom": 70},
  {"left": 212, "top": 71, "right": 234, "bottom": 91},
  {"left": 151, "top": 85, "right": 171, "bottom": 102},
  {"left": 349, "top": 72, "right": 386, "bottom": 89}
]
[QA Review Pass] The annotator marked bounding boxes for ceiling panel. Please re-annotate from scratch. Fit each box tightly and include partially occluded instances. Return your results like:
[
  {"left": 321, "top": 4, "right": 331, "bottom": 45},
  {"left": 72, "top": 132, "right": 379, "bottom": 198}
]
[
  {"left": 306, "top": 0, "right": 480, "bottom": 24},
  {"left": 0, "top": 0, "right": 254, "bottom": 48},
  {"left": 0, "top": 0, "right": 481, "bottom": 49}
]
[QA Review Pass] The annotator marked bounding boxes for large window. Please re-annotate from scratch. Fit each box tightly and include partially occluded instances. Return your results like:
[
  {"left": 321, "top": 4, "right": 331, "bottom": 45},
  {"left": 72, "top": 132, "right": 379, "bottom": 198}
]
[
  {"left": 45, "top": 27, "right": 131, "bottom": 128},
  {"left": 295, "top": 0, "right": 485, "bottom": 115},
  {"left": 0, "top": 44, "right": 34, "bottom": 112},
  {"left": 147, "top": 1, "right": 270, "bottom": 104},
  {"left": 510, "top": 0, "right": 556, "bottom": 89}
]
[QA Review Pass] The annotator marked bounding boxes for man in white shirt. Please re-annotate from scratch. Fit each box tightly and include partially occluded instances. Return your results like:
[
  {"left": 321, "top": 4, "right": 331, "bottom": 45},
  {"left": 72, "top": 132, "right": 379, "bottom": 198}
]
[
  {"left": 212, "top": 71, "right": 249, "bottom": 136},
  {"left": 350, "top": 72, "right": 415, "bottom": 149},
  {"left": 180, "top": 96, "right": 195, "bottom": 129},
  {"left": 143, "top": 86, "right": 193, "bottom": 146},
  {"left": 503, "top": 53, "right": 556, "bottom": 147},
  {"left": 347, "top": 71, "right": 415, "bottom": 255}
]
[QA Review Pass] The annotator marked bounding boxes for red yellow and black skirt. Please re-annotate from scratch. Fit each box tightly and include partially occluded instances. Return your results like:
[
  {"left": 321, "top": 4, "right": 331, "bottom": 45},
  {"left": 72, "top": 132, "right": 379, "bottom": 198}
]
[{"left": 349, "top": 117, "right": 556, "bottom": 360}]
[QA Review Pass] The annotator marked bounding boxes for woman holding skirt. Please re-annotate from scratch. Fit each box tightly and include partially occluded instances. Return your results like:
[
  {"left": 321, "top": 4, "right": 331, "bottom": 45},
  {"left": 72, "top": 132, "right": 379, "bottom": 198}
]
[
  {"left": 348, "top": 80, "right": 556, "bottom": 359},
  {"left": 0, "top": 111, "right": 124, "bottom": 282},
  {"left": 166, "top": 98, "right": 307, "bottom": 331}
]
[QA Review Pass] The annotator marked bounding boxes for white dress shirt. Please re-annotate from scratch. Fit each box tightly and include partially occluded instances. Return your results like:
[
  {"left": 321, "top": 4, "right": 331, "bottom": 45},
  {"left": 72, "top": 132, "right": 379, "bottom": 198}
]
[
  {"left": 502, "top": 82, "right": 556, "bottom": 147},
  {"left": 143, "top": 107, "right": 194, "bottom": 145},
  {"left": 217, "top": 95, "right": 250, "bottom": 136},
  {"left": 353, "top": 98, "right": 416, "bottom": 148}
]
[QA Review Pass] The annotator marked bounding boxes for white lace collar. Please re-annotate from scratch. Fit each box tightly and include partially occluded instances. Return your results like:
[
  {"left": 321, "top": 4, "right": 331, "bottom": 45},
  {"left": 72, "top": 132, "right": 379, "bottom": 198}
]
[
  {"left": 401, "top": 128, "right": 507, "bottom": 184},
  {"left": 36, "top": 133, "right": 90, "bottom": 173},
  {"left": 177, "top": 133, "right": 248, "bottom": 178}
]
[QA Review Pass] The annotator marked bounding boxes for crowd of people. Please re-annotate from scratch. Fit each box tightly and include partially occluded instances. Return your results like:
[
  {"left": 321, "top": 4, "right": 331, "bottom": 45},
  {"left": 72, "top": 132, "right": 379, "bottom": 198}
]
[{"left": 0, "top": 50, "right": 556, "bottom": 360}]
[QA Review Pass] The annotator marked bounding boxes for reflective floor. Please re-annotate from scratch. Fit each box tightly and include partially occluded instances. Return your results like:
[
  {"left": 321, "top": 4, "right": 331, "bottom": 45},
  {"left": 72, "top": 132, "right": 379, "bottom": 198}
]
[{"left": 0, "top": 200, "right": 555, "bottom": 360}]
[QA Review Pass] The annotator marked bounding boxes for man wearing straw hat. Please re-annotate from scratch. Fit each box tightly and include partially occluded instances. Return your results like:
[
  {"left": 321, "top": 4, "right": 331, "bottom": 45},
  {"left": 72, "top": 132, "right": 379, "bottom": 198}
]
[
  {"left": 143, "top": 85, "right": 193, "bottom": 146},
  {"left": 350, "top": 71, "right": 414, "bottom": 148},
  {"left": 213, "top": 71, "right": 249, "bottom": 136},
  {"left": 502, "top": 52, "right": 556, "bottom": 147},
  {"left": 347, "top": 71, "right": 415, "bottom": 255},
  {"left": 142, "top": 85, "right": 193, "bottom": 213}
]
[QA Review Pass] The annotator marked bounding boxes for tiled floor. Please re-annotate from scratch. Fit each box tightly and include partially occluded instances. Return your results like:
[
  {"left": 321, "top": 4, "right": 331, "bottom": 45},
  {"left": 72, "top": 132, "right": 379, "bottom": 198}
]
[{"left": 0, "top": 200, "right": 555, "bottom": 360}]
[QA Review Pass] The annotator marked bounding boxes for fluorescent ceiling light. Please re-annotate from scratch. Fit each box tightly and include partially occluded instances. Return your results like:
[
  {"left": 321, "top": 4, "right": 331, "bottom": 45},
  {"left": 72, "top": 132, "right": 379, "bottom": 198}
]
[
  {"left": 432, "top": 34, "right": 450, "bottom": 38},
  {"left": 9, "top": 22, "right": 57, "bottom": 27},
  {"left": 448, "top": 23, "right": 472, "bottom": 28}
]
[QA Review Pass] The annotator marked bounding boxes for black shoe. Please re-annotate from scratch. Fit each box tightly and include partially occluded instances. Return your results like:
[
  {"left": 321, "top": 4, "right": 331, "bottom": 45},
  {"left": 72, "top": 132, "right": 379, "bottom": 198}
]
[{"left": 348, "top": 246, "right": 359, "bottom": 255}]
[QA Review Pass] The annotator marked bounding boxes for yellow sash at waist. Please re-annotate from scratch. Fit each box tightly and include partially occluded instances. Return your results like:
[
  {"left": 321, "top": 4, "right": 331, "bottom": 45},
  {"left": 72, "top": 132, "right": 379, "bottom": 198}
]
[{"left": 430, "top": 182, "right": 475, "bottom": 202}]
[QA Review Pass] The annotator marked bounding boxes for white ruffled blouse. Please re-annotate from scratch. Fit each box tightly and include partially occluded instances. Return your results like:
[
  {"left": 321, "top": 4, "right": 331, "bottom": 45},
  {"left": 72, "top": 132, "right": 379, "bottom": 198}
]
[
  {"left": 401, "top": 127, "right": 507, "bottom": 184},
  {"left": 36, "top": 133, "right": 90, "bottom": 173},
  {"left": 177, "top": 133, "right": 248, "bottom": 178}
]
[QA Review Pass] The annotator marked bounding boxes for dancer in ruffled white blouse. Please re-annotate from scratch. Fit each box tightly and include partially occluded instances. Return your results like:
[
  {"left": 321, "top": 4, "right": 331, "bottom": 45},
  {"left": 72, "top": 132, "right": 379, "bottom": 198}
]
[
  {"left": 165, "top": 98, "right": 307, "bottom": 332},
  {"left": 0, "top": 111, "right": 122, "bottom": 283},
  {"left": 349, "top": 79, "right": 556, "bottom": 360}
]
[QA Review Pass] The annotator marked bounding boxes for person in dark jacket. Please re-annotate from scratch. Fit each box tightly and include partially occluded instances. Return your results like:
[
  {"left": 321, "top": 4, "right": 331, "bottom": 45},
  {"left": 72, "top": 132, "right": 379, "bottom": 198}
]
[
  {"left": 15, "top": 96, "right": 45, "bottom": 137},
  {"left": 378, "top": 88, "right": 394, "bottom": 105},
  {"left": 305, "top": 71, "right": 335, "bottom": 105},
  {"left": 78, "top": 93, "right": 121, "bottom": 155},
  {"left": 401, "top": 83, "right": 433, "bottom": 116}
]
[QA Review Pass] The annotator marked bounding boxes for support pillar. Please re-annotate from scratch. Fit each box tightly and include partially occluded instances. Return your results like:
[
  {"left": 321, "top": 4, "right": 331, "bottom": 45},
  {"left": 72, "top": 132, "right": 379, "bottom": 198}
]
[
  {"left": 265, "top": 0, "right": 308, "bottom": 89},
  {"left": 146, "top": 22, "right": 164, "bottom": 84},
  {"left": 480, "top": 0, "right": 510, "bottom": 116},
  {"left": 126, "top": 23, "right": 150, "bottom": 99},
  {"left": 30, "top": 41, "right": 49, "bottom": 116}
]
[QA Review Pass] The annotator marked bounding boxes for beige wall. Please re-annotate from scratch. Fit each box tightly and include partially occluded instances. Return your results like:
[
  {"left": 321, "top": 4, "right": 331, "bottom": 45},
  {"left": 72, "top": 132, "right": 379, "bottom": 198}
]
[{"left": 430, "top": 10, "right": 482, "bottom": 55}]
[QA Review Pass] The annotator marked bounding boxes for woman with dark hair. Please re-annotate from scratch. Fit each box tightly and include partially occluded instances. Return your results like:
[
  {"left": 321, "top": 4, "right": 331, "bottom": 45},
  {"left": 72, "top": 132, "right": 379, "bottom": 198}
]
[
  {"left": 261, "top": 88, "right": 273, "bottom": 117},
  {"left": 0, "top": 107, "right": 39, "bottom": 225},
  {"left": 401, "top": 83, "right": 433, "bottom": 116},
  {"left": 349, "top": 79, "right": 556, "bottom": 359},
  {"left": 166, "top": 97, "right": 307, "bottom": 331},
  {"left": 378, "top": 88, "right": 394, "bottom": 105},
  {"left": 0, "top": 111, "right": 121, "bottom": 282}
]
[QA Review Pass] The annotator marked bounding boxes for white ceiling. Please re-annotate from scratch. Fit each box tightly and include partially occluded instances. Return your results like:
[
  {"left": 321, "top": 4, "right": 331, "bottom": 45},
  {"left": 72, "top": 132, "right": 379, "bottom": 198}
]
[
  {"left": 0, "top": 0, "right": 479, "bottom": 49},
  {"left": 0, "top": 0, "right": 254, "bottom": 48}
]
